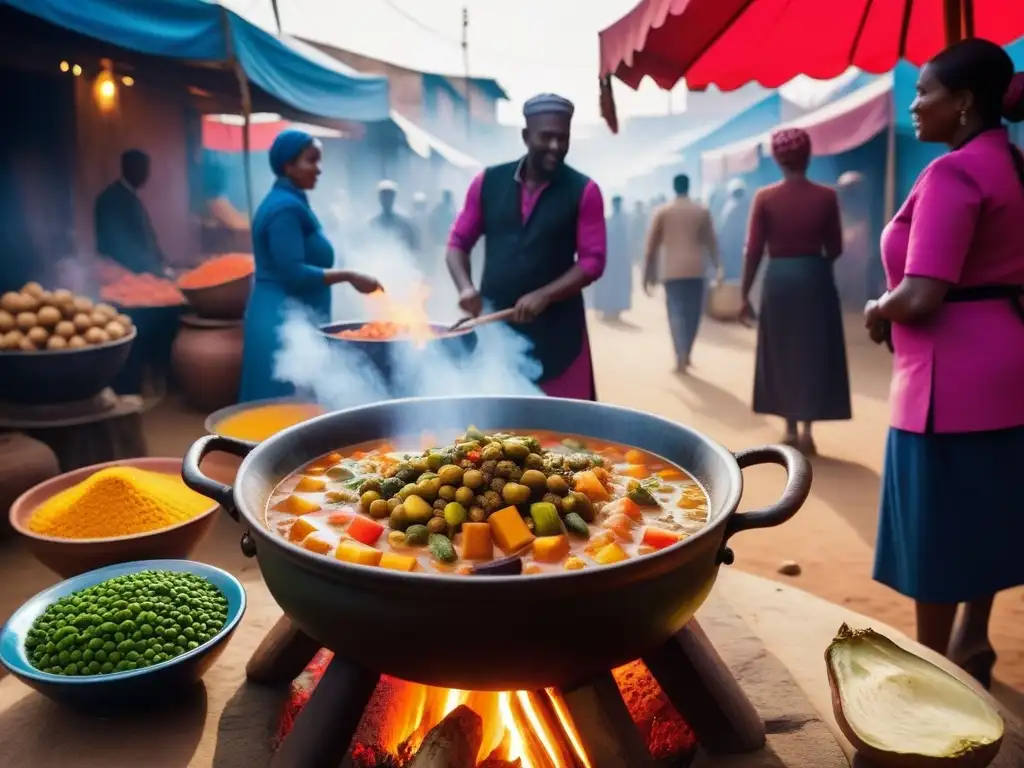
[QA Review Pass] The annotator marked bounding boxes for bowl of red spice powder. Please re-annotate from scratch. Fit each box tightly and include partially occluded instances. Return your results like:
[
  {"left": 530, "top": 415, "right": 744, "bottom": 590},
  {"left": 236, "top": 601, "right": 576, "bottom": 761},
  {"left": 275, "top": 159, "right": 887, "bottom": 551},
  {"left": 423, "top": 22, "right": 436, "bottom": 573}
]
[{"left": 177, "top": 253, "right": 254, "bottom": 321}]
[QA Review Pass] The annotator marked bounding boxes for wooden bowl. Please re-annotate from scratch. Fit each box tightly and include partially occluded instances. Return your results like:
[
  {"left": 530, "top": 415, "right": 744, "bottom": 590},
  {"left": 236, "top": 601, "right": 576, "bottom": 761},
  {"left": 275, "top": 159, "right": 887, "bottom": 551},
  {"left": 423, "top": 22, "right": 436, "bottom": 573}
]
[
  {"left": 179, "top": 275, "right": 252, "bottom": 320},
  {"left": 9, "top": 458, "right": 220, "bottom": 579}
]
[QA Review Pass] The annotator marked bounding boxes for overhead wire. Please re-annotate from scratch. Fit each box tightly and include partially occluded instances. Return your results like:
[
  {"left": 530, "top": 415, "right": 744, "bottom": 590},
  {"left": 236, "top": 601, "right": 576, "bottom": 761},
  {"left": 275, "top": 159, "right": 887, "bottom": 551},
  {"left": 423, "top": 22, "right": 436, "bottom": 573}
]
[{"left": 378, "top": 0, "right": 597, "bottom": 71}]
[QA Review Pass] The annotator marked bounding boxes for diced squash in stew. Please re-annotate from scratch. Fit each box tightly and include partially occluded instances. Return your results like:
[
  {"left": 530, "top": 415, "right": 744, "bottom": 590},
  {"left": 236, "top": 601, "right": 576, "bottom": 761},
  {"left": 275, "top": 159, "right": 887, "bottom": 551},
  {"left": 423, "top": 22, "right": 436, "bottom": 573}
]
[
  {"left": 288, "top": 516, "right": 319, "bottom": 542},
  {"left": 460, "top": 522, "right": 493, "bottom": 560},
  {"left": 574, "top": 470, "right": 610, "bottom": 502},
  {"left": 303, "top": 535, "right": 333, "bottom": 555},
  {"left": 379, "top": 551, "right": 418, "bottom": 572},
  {"left": 327, "top": 510, "right": 353, "bottom": 526},
  {"left": 620, "top": 464, "right": 649, "bottom": 479},
  {"left": 489, "top": 506, "right": 535, "bottom": 554},
  {"left": 295, "top": 476, "right": 327, "bottom": 493},
  {"left": 564, "top": 556, "right": 586, "bottom": 571},
  {"left": 335, "top": 540, "right": 383, "bottom": 566},
  {"left": 624, "top": 449, "right": 647, "bottom": 465},
  {"left": 533, "top": 535, "right": 570, "bottom": 563},
  {"left": 594, "top": 542, "right": 630, "bottom": 564},
  {"left": 276, "top": 494, "right": 321, "bottom": 517},
  {"left": 348, "top": 516, "right": 384, "bottom": 546}
]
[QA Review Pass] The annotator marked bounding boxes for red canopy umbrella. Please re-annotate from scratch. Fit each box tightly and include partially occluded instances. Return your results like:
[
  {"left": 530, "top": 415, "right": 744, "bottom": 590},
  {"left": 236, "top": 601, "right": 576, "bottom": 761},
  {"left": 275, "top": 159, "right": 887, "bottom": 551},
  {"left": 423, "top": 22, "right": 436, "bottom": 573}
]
[{"left": 599, "top": 0, "right": 1024, "bottom": 129}]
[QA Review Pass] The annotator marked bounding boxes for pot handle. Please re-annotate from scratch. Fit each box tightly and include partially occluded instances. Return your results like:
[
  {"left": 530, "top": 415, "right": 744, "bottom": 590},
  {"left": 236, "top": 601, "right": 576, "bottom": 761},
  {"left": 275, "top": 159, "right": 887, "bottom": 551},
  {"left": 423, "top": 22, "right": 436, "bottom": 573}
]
[
  {"left": 181, "top": 434, "right": 253, "bottom": 522},
  {"left": 725, "top": 445, "right": 812, "bottom": 541}
]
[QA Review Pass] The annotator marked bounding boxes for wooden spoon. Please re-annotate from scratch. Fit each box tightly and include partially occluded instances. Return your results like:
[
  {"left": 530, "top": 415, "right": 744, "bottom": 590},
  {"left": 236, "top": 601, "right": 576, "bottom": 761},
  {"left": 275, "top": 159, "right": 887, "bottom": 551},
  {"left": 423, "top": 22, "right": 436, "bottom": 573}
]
[{"left": 447, "top": 308, "right": 515, "bottom": 333}]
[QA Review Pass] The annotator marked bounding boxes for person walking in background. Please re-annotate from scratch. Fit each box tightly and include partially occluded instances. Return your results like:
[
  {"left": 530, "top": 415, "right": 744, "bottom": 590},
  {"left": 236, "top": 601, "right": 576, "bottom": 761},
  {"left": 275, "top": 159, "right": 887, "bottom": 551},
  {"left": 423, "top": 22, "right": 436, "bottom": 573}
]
[
  {"left": 643, "top": 174, "right": 721, "bottom": 374},
  {"left": 716, "top": 178, "right": 751, "bottom": 282},
  {"left": 446, "top": 93, "right": 606, "bottom": 400},
  {"left": 94, "top": 149, "right": 166, "bottom": 276},
  {"left": 866, "top": 39, "right": 1024, "bottom": 688},
  {"left": 240, "top": 130, "right": 382, "bottom": 402},
  {"left": 429, "top": 190, "right": 456, "bottom": 251},
  {"left": 411, "top": 191, "right": 430, "bottom": 252},
  {"left": 592, "top": 194, "right": 632, "bottom": 323},
  {"left": 368, "top": 179, "right": 419, "bottom": 255},
  {"left": 741, "top": 128, "right": 851, "bottom": 454}
]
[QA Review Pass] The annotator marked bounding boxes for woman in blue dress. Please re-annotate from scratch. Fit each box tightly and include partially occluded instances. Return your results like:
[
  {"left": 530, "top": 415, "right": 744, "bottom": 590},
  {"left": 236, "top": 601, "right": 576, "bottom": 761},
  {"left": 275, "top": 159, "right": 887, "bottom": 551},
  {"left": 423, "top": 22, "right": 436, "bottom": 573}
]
[{"left": 239, "top": 130, "right": 382, "bottom": 402}]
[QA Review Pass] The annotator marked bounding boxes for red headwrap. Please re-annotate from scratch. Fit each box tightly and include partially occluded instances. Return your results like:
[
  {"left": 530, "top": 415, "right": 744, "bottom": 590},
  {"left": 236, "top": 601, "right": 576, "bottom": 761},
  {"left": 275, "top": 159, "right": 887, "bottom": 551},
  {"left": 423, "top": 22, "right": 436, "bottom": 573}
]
[{"left": 770, "top": 128, "right": 812, "bottom": 170}]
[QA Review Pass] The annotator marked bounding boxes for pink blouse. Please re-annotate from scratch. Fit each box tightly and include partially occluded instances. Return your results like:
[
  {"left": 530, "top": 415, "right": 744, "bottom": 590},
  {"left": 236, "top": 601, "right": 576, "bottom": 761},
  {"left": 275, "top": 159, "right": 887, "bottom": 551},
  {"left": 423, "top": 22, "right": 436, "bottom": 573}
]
[
  {"left": 882, "top": 129, "right": 1024, "bottom": 434},
  {"left": 448, "top": 164, "right": 607, "bottom": 399}
]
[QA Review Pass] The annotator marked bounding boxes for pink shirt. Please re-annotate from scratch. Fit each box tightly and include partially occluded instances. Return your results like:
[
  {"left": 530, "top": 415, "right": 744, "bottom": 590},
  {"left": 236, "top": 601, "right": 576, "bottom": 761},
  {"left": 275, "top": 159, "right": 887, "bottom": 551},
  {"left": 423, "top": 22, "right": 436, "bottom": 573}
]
[
  {"left": 882, "top": 128, "right": 1024, "bottom": 434},
  {"left": 448, "top": 163, "right": 607, "bottom": 399}
]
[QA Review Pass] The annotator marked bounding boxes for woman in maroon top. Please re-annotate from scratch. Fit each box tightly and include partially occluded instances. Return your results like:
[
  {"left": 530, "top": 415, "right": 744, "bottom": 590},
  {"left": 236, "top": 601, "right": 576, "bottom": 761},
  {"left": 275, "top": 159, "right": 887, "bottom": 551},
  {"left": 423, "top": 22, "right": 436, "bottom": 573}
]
[{"left": 741, "top": 129, "right": 852, "bottom": 454}]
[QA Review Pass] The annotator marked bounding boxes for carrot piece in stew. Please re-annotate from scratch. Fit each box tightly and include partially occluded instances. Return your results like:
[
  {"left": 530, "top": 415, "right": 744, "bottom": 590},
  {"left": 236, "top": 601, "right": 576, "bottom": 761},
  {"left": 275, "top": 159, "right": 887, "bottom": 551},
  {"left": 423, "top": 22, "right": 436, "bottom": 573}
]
[
  {"left": 641, "top": 527, "right": 684, "bottom": 551},
  {"left": 488, "top": 506, "right": 535, "bottom": 554},
  {"left": 348, "top": 516, "right": 385, "bottom": 546}
]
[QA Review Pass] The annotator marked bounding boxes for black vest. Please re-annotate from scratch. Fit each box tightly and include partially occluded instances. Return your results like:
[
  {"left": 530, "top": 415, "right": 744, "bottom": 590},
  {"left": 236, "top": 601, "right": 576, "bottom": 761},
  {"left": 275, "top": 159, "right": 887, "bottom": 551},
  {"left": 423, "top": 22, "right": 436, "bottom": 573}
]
[{"left": 479, "top": 160, "right": 589, "bottom": 382}]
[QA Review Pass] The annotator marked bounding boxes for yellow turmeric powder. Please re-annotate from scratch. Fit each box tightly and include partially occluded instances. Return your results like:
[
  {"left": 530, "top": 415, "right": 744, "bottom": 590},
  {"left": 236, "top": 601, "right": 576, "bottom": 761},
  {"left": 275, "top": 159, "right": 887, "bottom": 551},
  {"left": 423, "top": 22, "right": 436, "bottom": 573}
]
[
  {"left": 28, "top": 467, "right": 213, "bottom": 539},
  {"left": 214, "top": 403, "right": 324, "bottom": 443}
]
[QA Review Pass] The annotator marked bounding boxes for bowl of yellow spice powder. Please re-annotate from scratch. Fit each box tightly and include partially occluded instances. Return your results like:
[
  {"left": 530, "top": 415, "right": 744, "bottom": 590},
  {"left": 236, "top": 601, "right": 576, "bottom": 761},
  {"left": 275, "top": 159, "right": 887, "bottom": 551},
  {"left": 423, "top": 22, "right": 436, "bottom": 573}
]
[{"left": 9, "top": 458, "right": 220, "bottom": 578}]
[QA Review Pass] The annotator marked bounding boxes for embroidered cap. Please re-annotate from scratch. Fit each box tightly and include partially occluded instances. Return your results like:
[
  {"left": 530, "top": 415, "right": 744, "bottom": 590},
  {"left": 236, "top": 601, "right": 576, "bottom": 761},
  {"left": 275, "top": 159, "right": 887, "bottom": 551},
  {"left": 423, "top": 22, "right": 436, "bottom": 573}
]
[{"left": 523, "top": 93, "right": 575, "bottom": 119}]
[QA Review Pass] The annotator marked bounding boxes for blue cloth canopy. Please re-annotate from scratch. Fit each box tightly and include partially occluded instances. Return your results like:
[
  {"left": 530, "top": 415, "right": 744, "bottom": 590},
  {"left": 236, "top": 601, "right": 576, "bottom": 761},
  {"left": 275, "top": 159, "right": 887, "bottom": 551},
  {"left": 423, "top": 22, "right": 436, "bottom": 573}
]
[{"left": 0, "top": 0, "right": 390, "bottom": 123}]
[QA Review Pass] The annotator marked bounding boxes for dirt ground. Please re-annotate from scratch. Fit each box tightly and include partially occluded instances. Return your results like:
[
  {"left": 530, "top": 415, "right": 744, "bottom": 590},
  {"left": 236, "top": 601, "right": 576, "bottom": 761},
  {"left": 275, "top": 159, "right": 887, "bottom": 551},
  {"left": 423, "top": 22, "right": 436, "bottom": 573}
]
[
  {"left": 582, "top": 287, "right": 1024, "bottom": 714},
  {"left": 3, "top": 282, "right": 1021, "bottom": 719}
]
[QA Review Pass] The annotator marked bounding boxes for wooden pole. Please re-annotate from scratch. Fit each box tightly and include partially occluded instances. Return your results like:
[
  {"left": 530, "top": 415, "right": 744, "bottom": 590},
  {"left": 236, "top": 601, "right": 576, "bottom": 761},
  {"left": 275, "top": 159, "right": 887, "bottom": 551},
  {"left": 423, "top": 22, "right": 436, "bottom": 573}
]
[
  {"left": 943, "top": 0, "right": 963, "bottom": 46},
  {"left": 220, "top": 8, "right": 255, "bottom": 222},
  {"left": 462, "top": 7, "right": 472, "bottom": 142}
]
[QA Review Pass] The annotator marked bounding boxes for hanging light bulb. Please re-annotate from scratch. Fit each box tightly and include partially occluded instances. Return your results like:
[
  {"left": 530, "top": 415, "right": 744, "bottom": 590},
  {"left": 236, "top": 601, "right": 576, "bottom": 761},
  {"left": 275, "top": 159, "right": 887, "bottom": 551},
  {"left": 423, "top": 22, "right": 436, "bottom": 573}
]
[
  {"left": 121, "top": 76, "right": 134, "bottom": 87},
  {"left": 94, "top": 60, "right": 118, "bottom": 111},
  {"left": 71, "top": 64, "right": 82, "bottom": 77},
  {"left": 59, "top": 61, "right": 69, "bottom": 73}
]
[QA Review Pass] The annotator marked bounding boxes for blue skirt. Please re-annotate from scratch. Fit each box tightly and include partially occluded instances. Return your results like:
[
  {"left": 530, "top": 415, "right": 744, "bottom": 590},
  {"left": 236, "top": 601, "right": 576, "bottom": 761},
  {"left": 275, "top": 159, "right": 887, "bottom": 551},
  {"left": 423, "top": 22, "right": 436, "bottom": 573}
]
[{"left": 874, "top": 425, "right": 1024, "bottom": 603}]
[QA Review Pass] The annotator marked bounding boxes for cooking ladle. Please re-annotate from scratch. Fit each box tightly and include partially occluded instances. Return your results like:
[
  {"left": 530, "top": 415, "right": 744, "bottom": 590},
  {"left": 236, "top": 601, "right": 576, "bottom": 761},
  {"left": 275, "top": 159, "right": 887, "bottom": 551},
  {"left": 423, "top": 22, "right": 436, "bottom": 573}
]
[{"left": 447, "top": 308, "right": 515, "bottom": 333}]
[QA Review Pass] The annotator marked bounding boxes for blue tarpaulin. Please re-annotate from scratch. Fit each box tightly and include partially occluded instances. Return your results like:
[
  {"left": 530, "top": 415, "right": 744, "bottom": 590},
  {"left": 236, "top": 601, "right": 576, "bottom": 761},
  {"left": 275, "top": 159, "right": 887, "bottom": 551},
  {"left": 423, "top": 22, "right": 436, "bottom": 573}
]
[{"left": 0, "top": 0, "right": 391, "bottom": 122}]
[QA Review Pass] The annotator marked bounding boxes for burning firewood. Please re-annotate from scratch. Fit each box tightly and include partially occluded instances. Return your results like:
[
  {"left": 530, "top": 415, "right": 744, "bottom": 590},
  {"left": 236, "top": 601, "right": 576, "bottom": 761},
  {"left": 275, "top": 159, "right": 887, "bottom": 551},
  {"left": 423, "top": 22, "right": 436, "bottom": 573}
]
[{"left": 407, "top": 704, "right": 483, "bottom": 768}]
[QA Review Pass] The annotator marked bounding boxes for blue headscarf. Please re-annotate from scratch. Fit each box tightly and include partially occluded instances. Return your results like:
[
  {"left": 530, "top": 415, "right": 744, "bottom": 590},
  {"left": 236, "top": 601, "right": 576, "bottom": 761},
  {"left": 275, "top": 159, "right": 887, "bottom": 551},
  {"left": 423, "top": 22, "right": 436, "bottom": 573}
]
[{"left": 269, "top": 129, "right": 314, "bottom": 177}]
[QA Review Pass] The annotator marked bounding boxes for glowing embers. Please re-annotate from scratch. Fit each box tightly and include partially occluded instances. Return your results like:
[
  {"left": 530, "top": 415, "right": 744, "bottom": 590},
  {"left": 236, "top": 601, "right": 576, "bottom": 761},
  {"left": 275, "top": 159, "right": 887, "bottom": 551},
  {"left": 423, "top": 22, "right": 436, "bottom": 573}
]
[{"left": 277, "top": 652, "right": 697, "bottom": 766}]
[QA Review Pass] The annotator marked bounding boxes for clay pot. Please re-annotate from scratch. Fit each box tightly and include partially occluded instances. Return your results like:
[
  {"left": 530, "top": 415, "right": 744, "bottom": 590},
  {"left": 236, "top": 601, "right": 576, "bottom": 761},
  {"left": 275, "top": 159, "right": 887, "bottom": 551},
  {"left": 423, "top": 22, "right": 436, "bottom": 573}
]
[
  {"left": 0, "top": 433, "right": 60, "bottom": 538},
  {"left": 171, "top": 315, "right": 244, "bottom": 413}
]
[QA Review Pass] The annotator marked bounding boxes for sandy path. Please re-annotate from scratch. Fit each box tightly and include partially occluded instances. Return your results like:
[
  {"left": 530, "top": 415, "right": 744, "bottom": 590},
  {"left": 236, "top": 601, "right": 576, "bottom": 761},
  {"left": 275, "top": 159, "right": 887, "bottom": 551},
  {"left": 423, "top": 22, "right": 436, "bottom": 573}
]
[{"left": 587, "top": 285, "right": 1024, "bottom": 713}]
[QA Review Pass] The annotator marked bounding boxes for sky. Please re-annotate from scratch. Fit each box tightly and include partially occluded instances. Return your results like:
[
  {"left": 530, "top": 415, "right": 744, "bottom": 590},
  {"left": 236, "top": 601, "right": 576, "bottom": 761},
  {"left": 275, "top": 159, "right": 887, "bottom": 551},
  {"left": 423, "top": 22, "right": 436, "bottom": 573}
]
[{"left": 224, "top": 0, "right": 692, "bottom": 125}]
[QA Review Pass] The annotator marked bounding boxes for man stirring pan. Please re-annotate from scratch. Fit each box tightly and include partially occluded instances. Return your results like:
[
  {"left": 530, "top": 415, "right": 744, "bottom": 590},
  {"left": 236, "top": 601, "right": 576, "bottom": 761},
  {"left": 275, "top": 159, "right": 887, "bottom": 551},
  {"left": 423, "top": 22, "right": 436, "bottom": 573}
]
[{"left": 445, "top": 94, "right": 607, "bottom": 400}]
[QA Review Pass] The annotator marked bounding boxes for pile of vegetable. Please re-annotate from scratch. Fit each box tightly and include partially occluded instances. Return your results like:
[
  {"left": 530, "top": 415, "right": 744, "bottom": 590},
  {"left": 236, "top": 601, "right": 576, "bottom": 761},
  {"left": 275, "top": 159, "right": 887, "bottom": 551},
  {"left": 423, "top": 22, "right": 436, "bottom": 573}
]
[
  {"left": 270, "top": 428, "right": 703, "bottom": 576},
  {"left": 25, "top": 570, "right": 229, "bottom": 676},
  {"left": 332, "top": 321, "right": 437, "bottom": 341},
  {"left": 0, "top": 283, "right": 135, "bottom": 352},
  {"left": 176, "top": 253, "right": 254, "bottom": 290},
  {"left": 100, "top": 273, "right": 185, "bottom": 308}
]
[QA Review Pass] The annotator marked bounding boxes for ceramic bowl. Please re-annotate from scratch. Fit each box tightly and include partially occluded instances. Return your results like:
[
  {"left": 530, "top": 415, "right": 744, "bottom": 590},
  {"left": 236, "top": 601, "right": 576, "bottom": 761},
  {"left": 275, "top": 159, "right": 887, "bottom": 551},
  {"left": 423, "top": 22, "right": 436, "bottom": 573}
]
[
  {"left": 0, "top": 327, "right": 136, "bottom": 404},
  {"left": 9, "top": 458, "right": 220, "bottom": 579},
  {"left": 0, "top": 559, "right": 245, "bottom": 712},
  {"left": 179, "top": 275, "right": 252, "bottom": 320}
]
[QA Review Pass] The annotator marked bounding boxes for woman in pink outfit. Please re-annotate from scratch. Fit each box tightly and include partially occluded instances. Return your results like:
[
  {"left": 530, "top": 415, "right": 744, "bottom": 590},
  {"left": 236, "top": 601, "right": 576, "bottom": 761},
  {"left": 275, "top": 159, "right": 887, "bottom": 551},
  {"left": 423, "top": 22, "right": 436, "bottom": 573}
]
[{"left": 866, "top": 39, "right": 1024, "bottom": 689}]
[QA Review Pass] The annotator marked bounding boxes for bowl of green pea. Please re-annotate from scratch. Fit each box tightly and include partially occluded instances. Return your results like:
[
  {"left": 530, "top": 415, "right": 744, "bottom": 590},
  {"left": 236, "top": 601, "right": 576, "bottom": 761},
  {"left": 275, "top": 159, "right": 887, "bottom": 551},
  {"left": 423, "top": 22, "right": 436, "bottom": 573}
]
[{"left": 0, "top": 559, "right": 245, "bottom": 711}]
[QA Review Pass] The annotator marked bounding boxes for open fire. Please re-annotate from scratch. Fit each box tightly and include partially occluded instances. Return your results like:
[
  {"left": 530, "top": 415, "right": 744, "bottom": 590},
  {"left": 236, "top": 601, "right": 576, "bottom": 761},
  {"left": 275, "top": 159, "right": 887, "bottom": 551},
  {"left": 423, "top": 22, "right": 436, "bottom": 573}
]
[
  {"left": 276, "top": 651, "right": 696, "bottom": 767},
  {"left": 332, "top": 286, "right": 437, "bottom": 343}
]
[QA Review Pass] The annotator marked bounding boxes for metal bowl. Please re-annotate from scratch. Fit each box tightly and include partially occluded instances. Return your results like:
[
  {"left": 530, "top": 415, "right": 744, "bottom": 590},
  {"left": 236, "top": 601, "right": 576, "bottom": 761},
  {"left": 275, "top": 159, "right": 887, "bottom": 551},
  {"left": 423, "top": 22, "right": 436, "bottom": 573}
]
[
  {"left": 179, "top": 275, "right": 252, "bottom": 320},
  {"left": 0, "top": 327, "right": 136, "bottom": 404},
  {"left": 320, "top": 321, "right": 476, "bottom": 396},
  {"left": 0, "top": 559, "right": 246, "bottom": 712},
  {"left": 182, "top": 396, "right": 811, "bottom": 691}
]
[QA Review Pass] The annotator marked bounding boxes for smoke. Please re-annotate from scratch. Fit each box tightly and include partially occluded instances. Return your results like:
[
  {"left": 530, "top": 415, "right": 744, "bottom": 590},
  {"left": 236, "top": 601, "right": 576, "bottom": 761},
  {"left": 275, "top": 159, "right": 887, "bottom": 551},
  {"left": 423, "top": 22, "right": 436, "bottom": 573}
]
[{"left": 271, "top": 225, "right": 544, "bottom": 415}]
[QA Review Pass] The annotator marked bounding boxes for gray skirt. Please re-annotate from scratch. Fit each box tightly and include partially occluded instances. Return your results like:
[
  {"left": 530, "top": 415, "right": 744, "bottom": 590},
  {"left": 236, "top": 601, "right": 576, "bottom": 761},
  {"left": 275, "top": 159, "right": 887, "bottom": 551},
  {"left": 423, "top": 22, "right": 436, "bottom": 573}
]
[{"left": 753, "top": 256, "right": 852, "bottom": 422}]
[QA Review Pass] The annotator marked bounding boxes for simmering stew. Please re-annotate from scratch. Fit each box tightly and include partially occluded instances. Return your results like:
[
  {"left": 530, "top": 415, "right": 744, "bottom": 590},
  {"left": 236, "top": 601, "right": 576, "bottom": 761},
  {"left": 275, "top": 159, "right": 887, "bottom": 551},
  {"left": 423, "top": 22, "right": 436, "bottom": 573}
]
[{"left": 265, "top": 428, "right": 710, "bottom": 575}]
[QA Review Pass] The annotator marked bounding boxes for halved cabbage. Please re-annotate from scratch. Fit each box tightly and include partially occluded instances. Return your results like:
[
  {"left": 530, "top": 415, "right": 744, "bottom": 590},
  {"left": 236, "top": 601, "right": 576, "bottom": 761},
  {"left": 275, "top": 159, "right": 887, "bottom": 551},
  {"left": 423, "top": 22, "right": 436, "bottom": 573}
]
[{"left": 826, "top": 624, "right": 1003, "bottom": 767}]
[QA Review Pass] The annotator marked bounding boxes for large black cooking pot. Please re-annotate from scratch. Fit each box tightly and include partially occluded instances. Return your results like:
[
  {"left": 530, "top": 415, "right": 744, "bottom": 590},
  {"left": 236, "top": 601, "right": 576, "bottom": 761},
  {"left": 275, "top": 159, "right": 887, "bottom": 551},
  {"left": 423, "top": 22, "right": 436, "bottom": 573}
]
[
  {"left": 320, "top": 321, "right": 476, "bottom": 396},
  {"left": 182, "top": 396, "right": 811, "bottom": 691}
]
